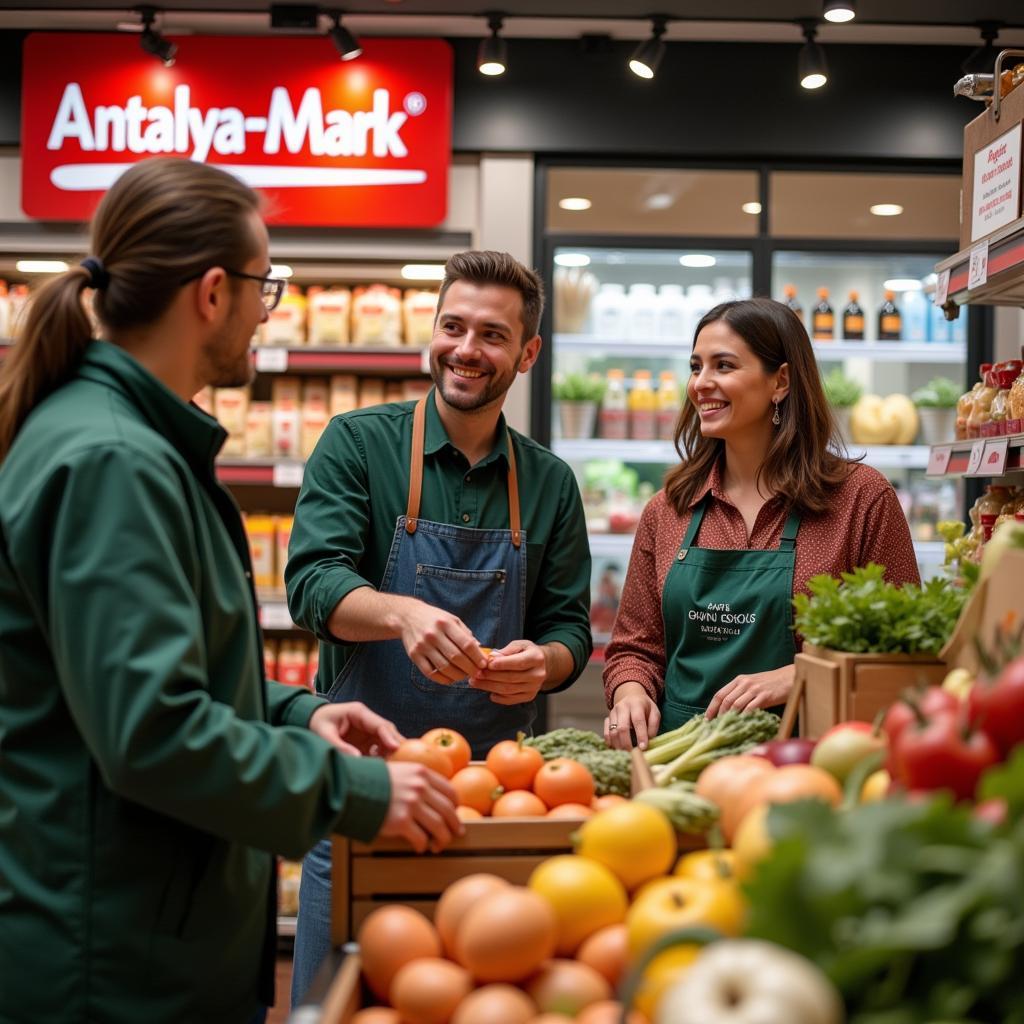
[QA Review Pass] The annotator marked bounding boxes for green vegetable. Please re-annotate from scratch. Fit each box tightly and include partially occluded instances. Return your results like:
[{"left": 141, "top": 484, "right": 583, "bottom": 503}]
[
  {"left": 822, "top": 368, "right": 863, "bottom": 408},
  {"left": 911, "top": 377, "right": 961, "bottom": 409},
  {"left": 793, "top": 563, "right": 968, "bottom": 655},
  {"left": 523, "top": 728, "right": 631, "bottom": 796},
  {"left": 552, "top": 372, "right": 607, "bottom": 403},
  {"left": 743, "top": 781, "right": 1024, "bottom": 1023},
  {"left": 632, "top": 781, "right": 720, "bottom": 834},
  {"left": 644, "top": 709, "right": 780, "bottom": 785}
]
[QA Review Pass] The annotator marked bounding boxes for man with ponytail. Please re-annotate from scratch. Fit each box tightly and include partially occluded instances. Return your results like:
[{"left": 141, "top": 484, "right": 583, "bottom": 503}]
[{"left": 0, "top": 158, "right": 460, "bottom": 1024}]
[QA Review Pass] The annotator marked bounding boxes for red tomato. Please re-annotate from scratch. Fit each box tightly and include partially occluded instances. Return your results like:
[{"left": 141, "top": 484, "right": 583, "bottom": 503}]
[
  {"left": 882, "top": 688, "right": 959, "bottom": 777},
  {"left": 895, "top": 710, "right": 999, "bottom": 802},
  {"left": 966, "top": 655, "right": 1024, "bottom": 758},
  {"left": 746, "top": 738, "right": 817, "bottom": 766}
]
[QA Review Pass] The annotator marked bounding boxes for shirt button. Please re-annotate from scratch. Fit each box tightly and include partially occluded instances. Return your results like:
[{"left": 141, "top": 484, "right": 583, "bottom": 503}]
[
  {"left": 462, "top": 513, "right": 471, "bottom": 523},
  {"left": 465, "top": 474, "right": 471, "bottom": 483}
]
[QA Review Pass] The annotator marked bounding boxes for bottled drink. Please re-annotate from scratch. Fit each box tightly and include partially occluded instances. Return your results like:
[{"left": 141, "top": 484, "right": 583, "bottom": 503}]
[
  {"left": 841, "top": 291, "right": 865, "bottom": 341},
  {"left": 878, "top": 290, "right": 902, "bottom": 341},
  {"left": 599, "top": 369, "right": 629, "bottom": 440},
  {"left": 812, "top": 287, "right": 834, "bottom": 340},
  {"left": 628, "top": 369, "right": 657, "bottom": 440},
  {"left": 782, "top": 284, "right": 803, "bottom": 324},
  {"left": 656, "top": 370, "right": 681, "bottom": 441},
  {"left": 656, "top": 284, "right": 688, "bottom": 340},
  {"left": 627, "top": 283, "right": 658, "bottom": 341},
  {"left": 593, "top": 283, "right": 628, "bottom": 340}
]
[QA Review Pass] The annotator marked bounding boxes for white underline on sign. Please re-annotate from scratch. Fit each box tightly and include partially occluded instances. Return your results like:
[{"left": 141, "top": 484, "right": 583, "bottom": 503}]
[{"left": 50, "top": 163, "right": 429, "bottom": 191}]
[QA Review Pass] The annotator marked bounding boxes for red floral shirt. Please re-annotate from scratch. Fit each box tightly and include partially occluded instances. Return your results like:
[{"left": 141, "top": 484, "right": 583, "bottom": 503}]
[{"left": 602, "top": 461, "right": 921, "bottom": 708}]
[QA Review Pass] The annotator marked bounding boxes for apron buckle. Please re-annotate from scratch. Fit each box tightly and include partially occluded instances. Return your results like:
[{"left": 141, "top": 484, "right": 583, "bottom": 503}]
[{"left": 677, "top": 549, "right": 687, "bottom": 561}]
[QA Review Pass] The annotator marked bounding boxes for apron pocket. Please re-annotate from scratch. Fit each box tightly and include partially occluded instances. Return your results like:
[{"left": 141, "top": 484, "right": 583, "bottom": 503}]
[{"left": 411, "top": 563, "right": 507, "bottom": 695}]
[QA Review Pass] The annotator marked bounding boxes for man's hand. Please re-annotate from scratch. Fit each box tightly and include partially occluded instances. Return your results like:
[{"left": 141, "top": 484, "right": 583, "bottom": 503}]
[
  {"left": 379, "top": 762, "right": 464, "bottom": 853},
  {"left": 309, "top": 702, "right": 404, "bottom": 757},
  {"left": 604, "top": 681, "right": 661, "bottom": 751},
  {"left": 398, "top": 599, "right": 489, "bottom": 684},
  {"left": 469, "top": 639, "right": 547, "bottom": 705},
  {"left": 706, "top": 663, "right": 795, "bottom": 719}
]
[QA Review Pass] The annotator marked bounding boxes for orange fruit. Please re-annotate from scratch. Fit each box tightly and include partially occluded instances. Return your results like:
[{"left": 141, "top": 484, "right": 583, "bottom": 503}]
[
  {"left": 533, "top": 758, "right": 595, "bottom": 808},
  {"left": 422, "top": 728, "right": 472, "bottom": 774},
  {"left": 486, "top": 738, "right": 545, "bottom": 790},
  {"left": 546, "top": 802, "right": 593, "bottom": 819},
  {"left": 451, "top": 765, "right": 503, "bottom": 815},
  {"left": 390, "top": 738, "right": 454, "bottom": 779},
  {"left": 492, "top": 790, "right": 548, "bottom": 817}
]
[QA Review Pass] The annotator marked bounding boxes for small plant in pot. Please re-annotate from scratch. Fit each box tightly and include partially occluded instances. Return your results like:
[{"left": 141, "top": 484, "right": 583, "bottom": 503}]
[
  {"left": 553, "top": 372, "right": 606, "bottom": 439},
  {"left": 822, "top": 368, "right": 862, "bottom": 446},
  {"left": 912, "top": 377, "right": 960, "bottom": 446}
]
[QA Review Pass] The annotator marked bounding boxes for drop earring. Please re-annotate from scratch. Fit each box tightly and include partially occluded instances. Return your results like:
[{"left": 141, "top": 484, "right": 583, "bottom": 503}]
[{"left": 772, "top": 398, "right": 781, "bottom": 426}]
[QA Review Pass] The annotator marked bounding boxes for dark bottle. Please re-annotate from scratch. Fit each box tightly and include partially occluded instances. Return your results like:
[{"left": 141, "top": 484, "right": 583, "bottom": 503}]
[
  {"left": 783, "top": 284, "right": 803, "bottom": 325},
  {"left": 812, "top": 287, "right": 834, "bottom": 341},
  {"left": 878, "top": 289, "right": 902, "bottom": 341},
  {"left": 842, "top": 290, "right": 865, "bottom": 341}
]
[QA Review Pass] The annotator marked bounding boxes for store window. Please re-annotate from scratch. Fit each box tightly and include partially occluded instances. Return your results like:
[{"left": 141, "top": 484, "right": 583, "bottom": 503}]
[
  {"left": 769, "top": 171, "right": 961, "bottom": 241},
  {"left": 547, "top": 167, "right": 760, "bottom": 237}
]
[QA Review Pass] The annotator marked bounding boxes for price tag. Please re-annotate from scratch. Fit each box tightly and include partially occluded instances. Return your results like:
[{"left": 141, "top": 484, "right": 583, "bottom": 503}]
[
  {"left": 966, "top": 439, "right": 987, "bottom": 475},
  {"left": 255, "top": 347, "right": 289, "bottom": 373},
  {"left": 260, "top": 603, "right": 293, "bottom": 630},
  {"left": 981, "top": 436, "right": 1010, "bottom": 476},
  {"left": 272, "top": 461, "right": 304, "bottom": 488},
  {"left": 926, "top": 444, "right": 952, "bottom": 476},
  {"left": 968, "top": 241, "right": 989, "bottom": 290},
  {"left": 934, "top": 268, "right": 950, "bottom": 307},
  {"left": 419, "top": 347, "right": 431, "bottom": 375}
]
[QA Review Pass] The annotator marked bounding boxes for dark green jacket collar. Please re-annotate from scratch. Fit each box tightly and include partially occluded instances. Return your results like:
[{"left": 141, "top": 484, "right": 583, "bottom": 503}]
[
  {"left": 78, "top": 341, "right": 226, "bottom": 474},
  {"left": 424, "top": 386, "right": 510, "bottom": 467}
]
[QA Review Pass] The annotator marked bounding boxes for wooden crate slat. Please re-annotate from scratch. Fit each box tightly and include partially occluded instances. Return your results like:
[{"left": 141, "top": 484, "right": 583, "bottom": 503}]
[{"left": 352, "top": 854, "right": 546, "bottom": 896}]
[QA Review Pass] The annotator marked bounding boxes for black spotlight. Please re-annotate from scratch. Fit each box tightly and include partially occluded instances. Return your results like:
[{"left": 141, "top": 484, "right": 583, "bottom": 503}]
[
  {"left": 798, "top": 19, "right": 828, "bottom": 90},
  {"left": 328, "top": 11, "right": 362, "bottom": 61},
  {"left": 961, "top": 22, "right": 1001, "bottom": 76},
  {"left": 629, "top": 16, "right": 668, "bottom": 80},
  {"left": 477, "top": 14, "right": 507, "bottom": 76},
  {"left": 138, "top": 7, "right": 176, "bottom": 67}
]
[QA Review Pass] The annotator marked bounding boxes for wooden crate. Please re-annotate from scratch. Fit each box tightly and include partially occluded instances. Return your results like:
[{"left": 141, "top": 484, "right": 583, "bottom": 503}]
[{"left": 779, "top": 644, "right": 946, "bottom": 739}]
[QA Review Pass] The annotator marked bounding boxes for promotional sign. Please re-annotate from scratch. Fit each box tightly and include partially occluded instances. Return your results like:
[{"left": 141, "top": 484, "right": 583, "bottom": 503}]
[
  {"left": 21, "top": 34, "right": 451, "bottom": 227},
  {"left": 970, "top": 121, "right": 1022, "bottom": 242}
]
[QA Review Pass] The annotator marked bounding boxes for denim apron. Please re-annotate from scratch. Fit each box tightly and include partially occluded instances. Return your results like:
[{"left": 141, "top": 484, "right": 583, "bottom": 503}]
[
  {"left": 292, "top": 397, "right": 529, "bottom": 1003},
  {"left": 659, "top": 496, "right": 800, "bottom": 731}
]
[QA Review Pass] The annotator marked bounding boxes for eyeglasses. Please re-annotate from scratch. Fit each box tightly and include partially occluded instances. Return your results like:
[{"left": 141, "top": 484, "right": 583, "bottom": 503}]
[{"left": 181, "top": 267, "right": 286, "bottom": 312}]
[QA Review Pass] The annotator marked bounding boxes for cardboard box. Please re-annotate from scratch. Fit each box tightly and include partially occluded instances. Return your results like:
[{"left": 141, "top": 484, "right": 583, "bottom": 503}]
[{"left": 961, "top": 76, "right": 1024, "bottom": 249}]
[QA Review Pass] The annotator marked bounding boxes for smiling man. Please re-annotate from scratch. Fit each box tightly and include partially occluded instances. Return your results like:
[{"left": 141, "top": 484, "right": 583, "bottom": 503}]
[{"left": 285, "top": 250, "right": 592, "bottom": 999}]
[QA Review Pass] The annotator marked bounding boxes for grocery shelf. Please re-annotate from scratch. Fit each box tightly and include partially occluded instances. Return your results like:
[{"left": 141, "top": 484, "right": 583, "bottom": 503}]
[
  {"left": 925, "top": 434, "right": 1024, "bottom": 477},
  {"left": 216, "top": 458, "right": 305, "bottom": 487},
  {"left": 555, "top": 438, "right": 930, "bottom": 468},
  {"left": 938, "top": 212, "right": 1024, "bottom": 309},
  {"left": 252, "top": 345, "right": 428, "bottom": 375},
  {"left": 257, "top": 594, "right": 298, "bottom": 631},
  {"left": 552, "top": 334, "right": 966, "bottom": 365}
]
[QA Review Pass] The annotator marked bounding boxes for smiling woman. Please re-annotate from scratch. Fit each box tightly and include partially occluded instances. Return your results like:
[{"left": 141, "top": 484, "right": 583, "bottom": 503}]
[{"left": 602, "top": 297, "right": 920, "bottom": 749}]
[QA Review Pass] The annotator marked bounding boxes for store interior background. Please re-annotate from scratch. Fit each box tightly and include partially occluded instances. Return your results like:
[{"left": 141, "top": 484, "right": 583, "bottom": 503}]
[{"left": 1, "top": 0, "right": 1023, "bottom": 731}]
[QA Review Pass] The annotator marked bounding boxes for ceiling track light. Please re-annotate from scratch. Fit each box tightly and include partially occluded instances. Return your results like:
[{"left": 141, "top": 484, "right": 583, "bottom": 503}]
[
  {"left": 137, "top": 6, "right": 176, "bottom": 67},
  {"left": 629, "top": 16, "right": 668, "bottom": 80},
  {"left": 822, "top": 0, "right": 855, "bottom": 24},
  {"left": 327, "top": 11, "right": 362, "bottom": 61},
  {"left": 961, "top": 21, "right": 1001, "bottom": 76},
  {"left": 477, "top": 14, "right": 507, "bottom": 76},
  {"left": 797, "top": 19, "right": 828, "bottom": 90}
]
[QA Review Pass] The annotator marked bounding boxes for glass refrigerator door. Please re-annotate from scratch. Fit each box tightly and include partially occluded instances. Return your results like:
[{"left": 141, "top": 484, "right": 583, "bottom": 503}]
[
  {"left": 771, "top": 250, "right": 968, "bottom": 580},
  {"left": 550, "top": 244, "right": 754, "bottom": 650}
]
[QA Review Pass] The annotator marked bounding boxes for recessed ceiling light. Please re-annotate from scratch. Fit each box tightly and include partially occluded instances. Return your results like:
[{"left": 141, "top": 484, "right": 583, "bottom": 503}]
[
  {"left": 554, "top": 253, "right": 591, "bottom": 268},
  {"left": 883, "top": 278, "right": 923, "bottom": 291},
  {"left": 270, "top": 264, "right": 293, "bottom": 279},
  {"left": 741, "top": 201, "right": 762, "bottom": 215},
  {"left": 679, "top": 254, "right": 717, "bottom": 268},
  {"left": 823, "top": 0, "right": 856, "bottom": 23},
  {"left": 870, "top": 203, "right": 904, "bottom": 217},
  {"left": 558, "top": 197, "right": 592, "bottom": 211},
  {"left": 644, "top": 193, "right": 675, "bottom": 211},
  {"left": 401, "top": 264, "right": 446, "bottom": 280},
  {"left": 16, "top": 259, "right": 68, "bottom": 273}
]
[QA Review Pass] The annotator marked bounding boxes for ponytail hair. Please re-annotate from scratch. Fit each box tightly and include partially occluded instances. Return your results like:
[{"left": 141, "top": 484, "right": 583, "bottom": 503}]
[{"left": 0, "top": 157, "right": 260, "bottom": 463}]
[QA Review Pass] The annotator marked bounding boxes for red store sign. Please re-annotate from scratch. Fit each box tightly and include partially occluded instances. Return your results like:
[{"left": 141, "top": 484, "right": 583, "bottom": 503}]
[{"left": 21, "top": 34, "right": 452, "bottom": 227}]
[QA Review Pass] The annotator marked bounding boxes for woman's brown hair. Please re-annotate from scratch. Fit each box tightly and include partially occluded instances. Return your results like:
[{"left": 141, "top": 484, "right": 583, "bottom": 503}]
[
  {"left": 0, "top": 158, "right": 261, "bottom": 461},
  {"left": 664, "top": 296, "right": 854, "bottom": 517}
]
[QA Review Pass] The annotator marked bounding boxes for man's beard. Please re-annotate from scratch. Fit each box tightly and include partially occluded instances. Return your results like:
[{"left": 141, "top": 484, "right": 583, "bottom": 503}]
[
  {"left": 430, "top": 352, "right": 521, "bottom": 412},
  {"left": 200, "top": 300, "right": 256, "bottom": 389}
]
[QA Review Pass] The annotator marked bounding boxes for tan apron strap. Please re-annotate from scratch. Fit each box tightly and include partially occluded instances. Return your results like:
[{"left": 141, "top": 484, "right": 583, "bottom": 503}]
[
  {"left": 405, "top": 397, "right": 427, "bottom": 534},
  {"left": 506, "top": 433, "right": 522, "bottom": 549}
]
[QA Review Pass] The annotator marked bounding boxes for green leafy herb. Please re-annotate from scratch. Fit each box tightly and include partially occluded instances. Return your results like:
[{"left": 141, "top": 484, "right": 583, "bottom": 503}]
[
  {"left": 822, "top": 368, "right": 863, "bottom": 408},
  {"left": 911, "top": 377, "right": 961, "bottom": 409},
  {"left": 552, "top": 372, "right": 607, "bottom": 403}
]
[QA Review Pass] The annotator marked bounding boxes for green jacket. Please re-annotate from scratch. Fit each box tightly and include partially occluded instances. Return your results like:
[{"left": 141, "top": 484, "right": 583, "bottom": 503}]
[{"left": 0, "top": 342, "right": 391, "bottom": 1024}]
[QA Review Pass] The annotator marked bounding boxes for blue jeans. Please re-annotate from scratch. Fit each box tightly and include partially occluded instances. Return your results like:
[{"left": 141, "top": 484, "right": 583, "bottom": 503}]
[{"left": 291, "top": 838, "right": 333, "bottom": 1007}]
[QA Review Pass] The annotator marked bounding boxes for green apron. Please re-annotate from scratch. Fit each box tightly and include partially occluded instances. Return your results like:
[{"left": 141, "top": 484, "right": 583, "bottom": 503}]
[{"left": 660, "top": 496, "right": 800, "bottom": 730}]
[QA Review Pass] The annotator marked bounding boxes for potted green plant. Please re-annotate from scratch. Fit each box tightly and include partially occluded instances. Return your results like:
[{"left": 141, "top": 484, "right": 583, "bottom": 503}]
[
  {"left": 912, "top": 377, "right": 960, "bottom": 446},
  {"left": 553, "top": 372, "right": 606, "bottom": 439},
  {"left": 821, "top": 368, "right": 862, "bottom": 446}
]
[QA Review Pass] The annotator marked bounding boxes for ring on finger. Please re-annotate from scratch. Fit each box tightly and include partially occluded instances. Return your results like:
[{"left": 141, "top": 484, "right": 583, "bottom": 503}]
[{"left": 609, "top": 721, "right": 618, "bottom": 730}]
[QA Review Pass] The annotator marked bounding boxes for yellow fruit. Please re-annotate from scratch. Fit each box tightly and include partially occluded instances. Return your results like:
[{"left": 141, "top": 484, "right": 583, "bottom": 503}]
[
  {"left": 632, "top": 945, "right": 700, "bottom": 1021},
  {"left": 732, "top": 802, "right": 774, "bottom": 880},
  {"left": 528, "top": 855, "right": 628, "bottom": 955},
  {"left": 860, "top": 769, "right": 891, "bottom": 803},
  {"left": 673, "top": 849, "right": 737, "bottom": 884},
  {"left": 574, "top": 801, "right": 677, "bottom": 891}
]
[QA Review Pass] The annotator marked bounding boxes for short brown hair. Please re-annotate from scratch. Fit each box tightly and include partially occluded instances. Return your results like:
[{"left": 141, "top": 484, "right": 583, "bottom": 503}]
[
  {"left": 664, "top": 297, "right": 854, "bottom": 517},
  {"left": 437, "top": 250, "right": 545, "bottom": 343}
]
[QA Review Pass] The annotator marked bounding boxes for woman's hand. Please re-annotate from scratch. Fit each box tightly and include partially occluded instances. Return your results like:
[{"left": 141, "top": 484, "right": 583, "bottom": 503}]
[
  {"left": 604, "top": 682, "right": 661, "bottom": 751},
  {"left": 706, "top": 664, "right": 795, "bottom": 719}
]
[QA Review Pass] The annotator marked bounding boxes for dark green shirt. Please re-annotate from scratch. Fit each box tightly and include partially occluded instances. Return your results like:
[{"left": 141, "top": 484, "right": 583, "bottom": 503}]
[
  {"left": 287, "top": 391, "right": 592, "bottom": 692},
  {"left": 0, "top": 341, "right": 390, "bottom": 1024}
]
